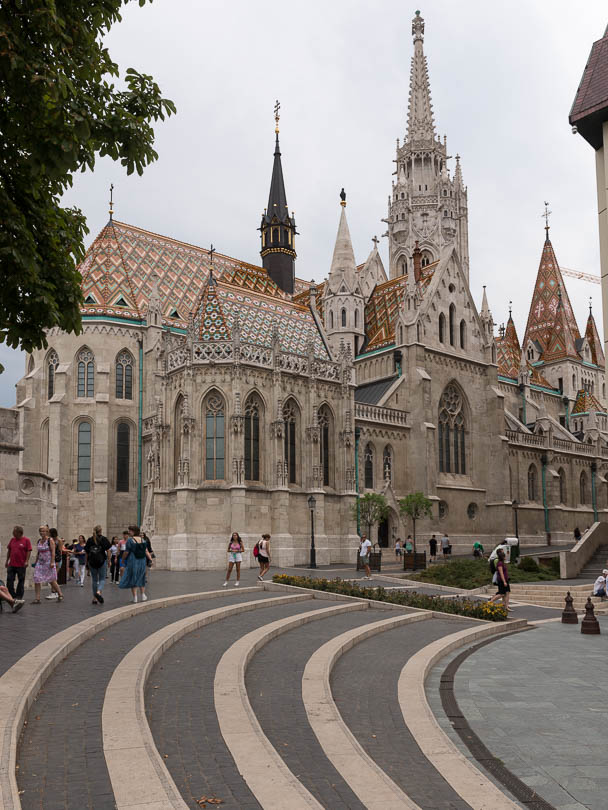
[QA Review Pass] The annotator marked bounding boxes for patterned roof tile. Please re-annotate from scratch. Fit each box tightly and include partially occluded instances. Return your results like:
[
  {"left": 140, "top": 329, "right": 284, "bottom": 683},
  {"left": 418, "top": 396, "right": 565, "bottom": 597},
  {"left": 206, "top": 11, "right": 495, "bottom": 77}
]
[
  {"left": 495, "top": 316, "right": 520, "bottom": 378},
  {"left": 572, "top": 389, "right": 604, "bottom": 414}
]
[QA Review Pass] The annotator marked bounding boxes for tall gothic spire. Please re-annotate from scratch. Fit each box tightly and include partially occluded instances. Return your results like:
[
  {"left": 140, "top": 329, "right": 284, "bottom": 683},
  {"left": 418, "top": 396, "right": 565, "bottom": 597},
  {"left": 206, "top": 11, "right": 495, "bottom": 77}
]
[
  {"left": 406, "top": 11, "right": 436, "bottom": 143},
  {"left": 328, "top": 190, "right": 357, "bottom": 292},
  {"left": 259, "top": 101, "right": 297, "bottom": 294}
]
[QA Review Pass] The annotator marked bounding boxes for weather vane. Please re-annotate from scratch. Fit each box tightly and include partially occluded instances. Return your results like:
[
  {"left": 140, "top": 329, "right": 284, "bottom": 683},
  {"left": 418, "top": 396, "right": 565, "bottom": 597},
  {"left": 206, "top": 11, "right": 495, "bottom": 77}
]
[
  {"left": 589, "top": 296, "right": 593, "bottom": 314},
  {"left": 542, "top": 201, "right": 551, "bottom": 234},
  {"left": 508, "top": 300, "right": 512, "bottom": 318},
  {"left": 209, "top": 244, "right": 215, "bottom": 278},
  {"left": 274, "top": 99, "right": 280, "bottom": 133}
]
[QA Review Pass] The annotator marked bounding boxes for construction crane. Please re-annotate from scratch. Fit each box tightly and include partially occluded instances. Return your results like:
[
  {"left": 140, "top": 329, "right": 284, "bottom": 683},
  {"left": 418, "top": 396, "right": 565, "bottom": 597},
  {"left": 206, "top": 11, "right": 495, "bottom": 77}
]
[{"left": 561, "top": 266, "right": 600, "bottom": 284}]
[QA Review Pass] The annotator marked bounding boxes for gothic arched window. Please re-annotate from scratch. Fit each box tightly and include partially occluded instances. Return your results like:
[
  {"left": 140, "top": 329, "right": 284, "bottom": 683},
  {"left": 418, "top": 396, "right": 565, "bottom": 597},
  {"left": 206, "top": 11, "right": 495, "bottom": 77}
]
[
  {"left": 383, "top": 446, "right": 393, "bottom": 485},
  {"left": 115, "top": 351, "right": 134, "bottom": 400},
  {"left": 41, "top": 419, "right": 49, "bottom": 474},
  {"left": 438, "top": 384, "right": 466, "bottom": 474},
  {"left": 116, "top": 422, "right": 130, "bottom": 492},
  {"left": 283, "top": 399, "right": 299, "bottom": 484},
  {"left": 439, "top": 313, "right": 445, "bottom": 343},
  {"left": 77, "top": 421, "right": 92, "bottom": 492},
  {"left": 364, "top": 443, "right": 374, "bottom": 489},
  {"left": 341, "top": 308, "right": 347, "bottom": 327},
  {"left": 449, "top": 304, "right": 456, "bottom": 347},
  {"left": 558, "top": 467, "right": 566, "bottom": 504},
  {"left": 204, "top": 392, "right": 225, "bottom": 480},
  {"left": 459, "top": 319, "right": 466, "bottom": 349},
  {"left": 527, "top": 464, "right": 537, "bottom": 502},
  {"left": 47, "top": 350, "right": 59, "bottom": 399},
  {"left": 173, "top": 396, "right": 184, "bottom": 486},
  {"left": 77, "top": 348, "right": 94, "bottom": 398},
  {"left": 318, "top": 405, "right": 333, "bottom": 487},
  {"left": 580, "top": 470, "right": 588, "bottom": 505},
  {"left": 244, "top": 395, "right": 261, "bottom": 481}
]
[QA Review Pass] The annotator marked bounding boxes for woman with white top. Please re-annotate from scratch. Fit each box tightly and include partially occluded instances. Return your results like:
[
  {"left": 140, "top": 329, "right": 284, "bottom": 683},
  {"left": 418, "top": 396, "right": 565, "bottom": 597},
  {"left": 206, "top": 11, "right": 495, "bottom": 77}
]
[{"left": 257, "top": 534, "right": 271, "bottom": 581}]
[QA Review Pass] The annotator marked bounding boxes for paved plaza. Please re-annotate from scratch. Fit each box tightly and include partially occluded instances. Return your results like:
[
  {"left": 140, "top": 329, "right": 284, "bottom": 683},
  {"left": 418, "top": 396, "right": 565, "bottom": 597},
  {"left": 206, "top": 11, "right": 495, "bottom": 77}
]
[{"left": 0, "top": 565, "right": 604, "bottom": 810}]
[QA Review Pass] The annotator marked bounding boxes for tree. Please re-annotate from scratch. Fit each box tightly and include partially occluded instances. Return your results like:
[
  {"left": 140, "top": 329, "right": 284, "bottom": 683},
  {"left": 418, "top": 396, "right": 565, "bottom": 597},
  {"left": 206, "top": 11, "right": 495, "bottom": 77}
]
[
  {"left": 0, "top": 1, "right": 176, "bottom": 370},
  {"left": 399, "top": 492, "right": 433, "bottom": 553},
  {"left": 351, "top": 492, "right": 389, "bottom": 539}
]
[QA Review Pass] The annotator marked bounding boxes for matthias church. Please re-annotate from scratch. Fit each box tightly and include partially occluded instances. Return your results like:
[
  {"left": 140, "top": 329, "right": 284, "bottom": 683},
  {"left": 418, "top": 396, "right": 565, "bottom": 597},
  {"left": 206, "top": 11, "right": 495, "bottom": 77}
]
[{"left": 2, "top": 12, "right": 607, "bottom": 568}]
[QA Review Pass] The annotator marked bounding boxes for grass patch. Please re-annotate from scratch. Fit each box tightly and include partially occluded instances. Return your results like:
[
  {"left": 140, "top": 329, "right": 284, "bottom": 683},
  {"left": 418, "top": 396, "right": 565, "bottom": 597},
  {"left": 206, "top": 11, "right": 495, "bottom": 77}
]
[
  {"left": 272, "top": 574, "right": 508, "bottom": 622},
  {"left": 407, "top": 558, "right": 560, "bottom": 590}
]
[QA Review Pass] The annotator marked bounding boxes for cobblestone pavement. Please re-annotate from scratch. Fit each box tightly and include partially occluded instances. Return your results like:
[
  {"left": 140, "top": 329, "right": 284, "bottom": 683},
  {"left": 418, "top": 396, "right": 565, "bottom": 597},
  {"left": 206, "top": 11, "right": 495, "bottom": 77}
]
[
  {"left": 449, "top": 617, "right": 608, "bottom": 810},
  {"left": 331, "top": 618, "right": 477, "bottom": 810},
  {"left": 246, "top": 609, "right": 408, "bottom": 809},
  {"left": 146, "top": 598, "right": 325, "bottom": 810},
  {"left": 16, "top": 590, "right": 281, "bottom": 810}
]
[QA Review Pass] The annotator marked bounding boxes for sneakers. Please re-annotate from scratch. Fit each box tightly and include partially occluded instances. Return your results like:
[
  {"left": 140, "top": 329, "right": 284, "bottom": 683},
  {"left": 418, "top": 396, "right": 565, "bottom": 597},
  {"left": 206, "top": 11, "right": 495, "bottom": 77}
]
[
  {"left": 45, "top": 592, "right": 58, "bottom": 600},
  {"left": 257, "top": 575, "right": 264, "bottom": 581},
  {"left": 222, "top": 581, "right": 228, "bottom": 587},
  {"left": 234, "top": 581, "right": 239, "bottom": 587},
  {"left": 141, "top": 594, "right": 148, "bottom": 602},
  {"left": 12, "top": 599, "right": 25, "bottom": 614},
  {"left": 132, "top": 595, "right": 138, "bottom": 604}
]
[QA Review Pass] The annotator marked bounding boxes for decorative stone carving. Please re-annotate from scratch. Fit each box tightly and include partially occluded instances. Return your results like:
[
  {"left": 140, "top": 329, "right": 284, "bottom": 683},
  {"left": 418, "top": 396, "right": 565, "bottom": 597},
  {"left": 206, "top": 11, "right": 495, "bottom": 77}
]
[{"left": 232, "top": 457, "right": 245, "bottom": 485}]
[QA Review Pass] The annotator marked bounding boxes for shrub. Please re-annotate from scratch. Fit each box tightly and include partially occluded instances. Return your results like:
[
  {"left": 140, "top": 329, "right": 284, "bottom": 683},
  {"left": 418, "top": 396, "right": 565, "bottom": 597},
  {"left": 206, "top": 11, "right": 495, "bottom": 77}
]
[
  {"left": 271, "top": 574, "right": 508, "bottom": 622},
  {"left": 518, "top": 557, "right": 539, "bottom": 573}
]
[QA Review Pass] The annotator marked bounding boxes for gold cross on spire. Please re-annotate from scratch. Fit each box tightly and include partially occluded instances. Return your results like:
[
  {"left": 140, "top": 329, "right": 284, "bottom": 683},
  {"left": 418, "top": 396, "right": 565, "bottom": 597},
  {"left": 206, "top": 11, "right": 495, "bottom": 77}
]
[
  {"left": 542, "top": 201, "right": 552, "bottom": 235},
  {"left": 274, "top": 99, "right": 280, "bottom": 134}
]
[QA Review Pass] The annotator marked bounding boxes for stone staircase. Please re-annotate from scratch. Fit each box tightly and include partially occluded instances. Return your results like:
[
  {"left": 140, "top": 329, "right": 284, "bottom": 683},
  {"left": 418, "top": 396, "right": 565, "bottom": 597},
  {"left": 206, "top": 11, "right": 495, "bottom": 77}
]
[
  {"left": 577, "top": 543, "right": 608, "bottom": 579},
  {"left": 508, "top": 583, "right": 606, "bottom": 611}
]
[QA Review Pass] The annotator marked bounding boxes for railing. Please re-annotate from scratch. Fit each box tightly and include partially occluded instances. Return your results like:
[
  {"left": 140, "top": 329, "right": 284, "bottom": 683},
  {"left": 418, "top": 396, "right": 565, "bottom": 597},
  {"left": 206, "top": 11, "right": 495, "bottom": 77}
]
[
  {"left": 167, "top": 340, "right": 341, "bottom": 382},
  {"left": 355, "top": 403, "right": 409, "bottom": 426},
  {"left": 507, "top": 429, "right": 599, "bottom": 457}
]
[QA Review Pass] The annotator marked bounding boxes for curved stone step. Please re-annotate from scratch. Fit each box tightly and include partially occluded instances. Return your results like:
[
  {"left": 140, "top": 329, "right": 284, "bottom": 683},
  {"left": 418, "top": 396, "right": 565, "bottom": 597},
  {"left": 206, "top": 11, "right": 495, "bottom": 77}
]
[
  {"left": 398, "top": 620, "right": 527, "bottom": 810},
  {"left": 215, "top": 601, "right": 366, "bottom": 810}
]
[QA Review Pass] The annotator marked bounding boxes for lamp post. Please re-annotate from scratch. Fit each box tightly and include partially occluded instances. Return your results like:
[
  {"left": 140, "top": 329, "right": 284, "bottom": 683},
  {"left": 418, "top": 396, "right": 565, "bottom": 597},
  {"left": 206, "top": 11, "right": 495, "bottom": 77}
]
[
  {"left": 308, "top": 494, "right": 317, "bottom": 569},
  {"left": 512, "top": 499, "right": 520, "bottom": 562}
]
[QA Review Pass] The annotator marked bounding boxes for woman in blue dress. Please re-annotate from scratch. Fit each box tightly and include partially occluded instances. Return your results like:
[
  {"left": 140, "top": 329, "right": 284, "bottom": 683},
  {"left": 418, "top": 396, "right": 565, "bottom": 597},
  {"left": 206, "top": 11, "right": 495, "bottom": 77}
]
[{"left": 119, "top": 525, "right": 153, "bottom": 603}]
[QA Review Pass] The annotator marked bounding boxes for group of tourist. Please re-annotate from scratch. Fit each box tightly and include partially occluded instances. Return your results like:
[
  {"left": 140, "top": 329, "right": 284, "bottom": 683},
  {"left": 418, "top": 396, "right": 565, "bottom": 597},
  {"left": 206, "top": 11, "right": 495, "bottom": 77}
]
[
  {"left": 222, "top": 532, "right": 271, "bottom": 586},
  {"left": 1, "top": 523, "right": 155, "bottom": 612}
]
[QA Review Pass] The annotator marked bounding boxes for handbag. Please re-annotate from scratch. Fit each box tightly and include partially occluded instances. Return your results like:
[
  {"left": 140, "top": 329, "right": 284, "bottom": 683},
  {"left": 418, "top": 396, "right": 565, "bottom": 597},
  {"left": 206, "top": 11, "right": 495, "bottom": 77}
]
[{"left": 253, "top": 542, "right": 259, "bottom": 558}]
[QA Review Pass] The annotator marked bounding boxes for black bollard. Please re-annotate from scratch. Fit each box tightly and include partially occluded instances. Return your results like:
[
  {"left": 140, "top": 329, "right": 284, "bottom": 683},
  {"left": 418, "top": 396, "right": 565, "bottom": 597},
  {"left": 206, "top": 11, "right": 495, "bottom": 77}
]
[
  {"left": 561, "top": 591, "right": 578, "bottom": 624},
  {"left": 581, "top": 597, "right": 601, "bottom": 635}
]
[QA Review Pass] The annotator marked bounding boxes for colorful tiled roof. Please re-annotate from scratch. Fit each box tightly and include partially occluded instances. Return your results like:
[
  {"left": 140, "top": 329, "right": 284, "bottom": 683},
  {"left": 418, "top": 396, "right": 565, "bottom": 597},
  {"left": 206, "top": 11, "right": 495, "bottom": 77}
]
[
  {"left": 193, "top": 276, "right": 231, "bottom": 342},
  {"left": 572, "top": 389, "right": 604, "bottom": 414},
  {"left": 569, "top": 26, "right": 608, "bottom": 148},
  {"left": 523, "top": 236, "right": 580, "bottom": 360},
  {"left": 364, "top": 263, "right": 437, "bottom": 351},
  {"left": 79, "top": 220, "right": 285, "bottom": 327},
  {"left": 541, "top": 295, "right": 579, "bottom": 363},
  {"left": 585, "top": 310, "right": 605, "bottom": 368},
  {"left": 293, "top": 281, "right": 326, "bottom": 320},
  {"left": 495, "top": 316, "right": 520, "bottom": 378}
]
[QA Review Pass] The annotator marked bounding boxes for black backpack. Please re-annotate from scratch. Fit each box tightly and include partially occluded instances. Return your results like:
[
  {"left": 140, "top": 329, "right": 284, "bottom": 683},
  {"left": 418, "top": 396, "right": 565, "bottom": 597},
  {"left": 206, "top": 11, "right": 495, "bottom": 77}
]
[
  {"left": 88, "top": 538, "right": 107, "bottom": 568},
  {"left": 54, "top": 541, "right": 62, "bottom": 564},
  {"left": 489, "top": 558, "right": 496, "bottom": 575}
]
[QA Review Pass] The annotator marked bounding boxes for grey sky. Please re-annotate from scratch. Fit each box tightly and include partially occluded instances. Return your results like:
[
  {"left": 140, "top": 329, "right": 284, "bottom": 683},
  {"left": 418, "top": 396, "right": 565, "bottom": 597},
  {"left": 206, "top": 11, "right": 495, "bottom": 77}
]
[{"left": 1, "top": 0, "right": 606, "bottom": 406}]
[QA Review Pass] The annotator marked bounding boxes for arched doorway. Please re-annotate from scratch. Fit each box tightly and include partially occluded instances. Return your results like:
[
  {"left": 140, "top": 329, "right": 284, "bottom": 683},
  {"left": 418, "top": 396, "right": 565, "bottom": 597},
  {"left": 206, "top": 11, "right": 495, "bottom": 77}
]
[{"left": 378, "top": 518, "right": 389, "bottom": 548}]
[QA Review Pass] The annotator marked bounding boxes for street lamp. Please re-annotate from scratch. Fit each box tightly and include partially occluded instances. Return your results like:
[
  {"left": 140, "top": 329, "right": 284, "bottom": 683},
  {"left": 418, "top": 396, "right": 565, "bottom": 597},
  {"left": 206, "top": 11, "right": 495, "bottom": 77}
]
[
  {"left": 308, "top": 494, "right": 317, "bottom": 569},
  {"left": 511, "top": 499, "right": 519, "bottom": 539}
]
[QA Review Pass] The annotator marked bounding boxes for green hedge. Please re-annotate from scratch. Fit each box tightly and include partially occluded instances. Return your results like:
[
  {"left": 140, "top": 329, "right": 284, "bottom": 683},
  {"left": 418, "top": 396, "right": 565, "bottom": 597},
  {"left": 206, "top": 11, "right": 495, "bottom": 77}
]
[
  {"left": 271, "top": 574, "right": 508, "bottom": 622},
  {"left": 408, "top": 558, "right": 559, "bottom": 590}
]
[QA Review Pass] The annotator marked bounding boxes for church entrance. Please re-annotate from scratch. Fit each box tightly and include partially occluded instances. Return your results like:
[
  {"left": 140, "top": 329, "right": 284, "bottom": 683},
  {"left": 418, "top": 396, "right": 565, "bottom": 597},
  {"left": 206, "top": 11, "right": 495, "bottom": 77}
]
[{"left": 378, "top": 518, "right": 389, "bottom": 548}]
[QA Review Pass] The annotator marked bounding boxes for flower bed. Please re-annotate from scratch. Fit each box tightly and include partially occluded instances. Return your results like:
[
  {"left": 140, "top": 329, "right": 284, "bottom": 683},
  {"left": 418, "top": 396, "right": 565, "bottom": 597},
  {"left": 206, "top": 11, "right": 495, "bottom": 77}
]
[{"left": 271, "top": 574, "right": 508, "bottom": 622}]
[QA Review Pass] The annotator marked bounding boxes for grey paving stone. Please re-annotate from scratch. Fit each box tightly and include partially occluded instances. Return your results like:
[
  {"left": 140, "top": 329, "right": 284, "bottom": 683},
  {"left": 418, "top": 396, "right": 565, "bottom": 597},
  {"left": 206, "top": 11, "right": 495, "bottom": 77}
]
[{"left": 331, "top": 617, "right": 477, "bottom": 810}]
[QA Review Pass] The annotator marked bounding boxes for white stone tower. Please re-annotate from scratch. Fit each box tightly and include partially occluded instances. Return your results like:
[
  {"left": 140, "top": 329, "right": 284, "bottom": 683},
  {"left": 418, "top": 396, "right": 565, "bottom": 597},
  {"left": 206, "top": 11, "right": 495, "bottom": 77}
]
[
  {"left": 384, "top": 11, "right": 469, "bottom": 281},
  {"left": 324, "top": 191, "right": 365, "bottom": 358}
]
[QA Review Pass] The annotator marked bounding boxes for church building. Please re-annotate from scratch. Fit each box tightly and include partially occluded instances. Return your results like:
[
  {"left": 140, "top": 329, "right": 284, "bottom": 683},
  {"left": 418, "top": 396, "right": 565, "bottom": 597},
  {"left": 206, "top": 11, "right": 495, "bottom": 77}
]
[{"left": 3, "top": 11, "right": 608, "bottom": 568}]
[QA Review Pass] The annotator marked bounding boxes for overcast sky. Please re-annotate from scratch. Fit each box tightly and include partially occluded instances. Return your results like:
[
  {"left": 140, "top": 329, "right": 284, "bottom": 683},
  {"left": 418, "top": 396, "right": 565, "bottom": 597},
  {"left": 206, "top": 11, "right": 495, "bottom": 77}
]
[{"left": 1, "top": 0, "right": 607, "bottom": 406}]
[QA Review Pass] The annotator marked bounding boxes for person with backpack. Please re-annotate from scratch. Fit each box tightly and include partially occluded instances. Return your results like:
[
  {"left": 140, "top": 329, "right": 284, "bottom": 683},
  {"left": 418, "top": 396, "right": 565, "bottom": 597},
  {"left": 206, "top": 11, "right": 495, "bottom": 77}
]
[
  {"left": 32, "top": 525, "right": 63, "bottom": 604},
  {"left": 488, "top": 548, "right": 511, "bottom": 612},
  {"left": 85, "top": 525, "right": 111, "bottom": 605},
  {"left": 256, "top": 534, "right": 271, "bottom": 581},
  {"left": 223, "top": 532, "right": 244, "bottom": 587},
  {"left": 119, "top": 524, "right": 153, "bottom": 603},
  {"left": 45, "top": 528, "right": 65, "bottom": 599}
]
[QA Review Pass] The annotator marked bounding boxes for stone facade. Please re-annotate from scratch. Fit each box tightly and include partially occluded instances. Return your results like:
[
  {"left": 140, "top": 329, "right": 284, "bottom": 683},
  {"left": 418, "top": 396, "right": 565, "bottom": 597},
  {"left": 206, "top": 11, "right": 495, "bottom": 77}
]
[{"left": 4, "top": 12, "right": 607, "bottom": 566}]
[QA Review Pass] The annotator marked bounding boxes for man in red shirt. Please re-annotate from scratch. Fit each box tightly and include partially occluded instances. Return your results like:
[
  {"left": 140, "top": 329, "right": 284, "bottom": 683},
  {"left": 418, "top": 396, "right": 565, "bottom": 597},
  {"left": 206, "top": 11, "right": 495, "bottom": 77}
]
[{"left": 5, "top": 525, "right": 32, "bottom": 600}]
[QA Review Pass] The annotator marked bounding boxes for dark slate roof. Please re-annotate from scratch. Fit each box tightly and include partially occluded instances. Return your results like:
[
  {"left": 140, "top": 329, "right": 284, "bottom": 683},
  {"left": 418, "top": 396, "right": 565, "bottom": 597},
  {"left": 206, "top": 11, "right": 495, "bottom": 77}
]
[
  {"left": 261, "top": 133, "right": 293, "bottom": 226},
  {"left": 570, "top": 27, "right": 608, "bottom": 149},
  {"left": 355, "top": 375, "right": 397, "bottom": 405}
]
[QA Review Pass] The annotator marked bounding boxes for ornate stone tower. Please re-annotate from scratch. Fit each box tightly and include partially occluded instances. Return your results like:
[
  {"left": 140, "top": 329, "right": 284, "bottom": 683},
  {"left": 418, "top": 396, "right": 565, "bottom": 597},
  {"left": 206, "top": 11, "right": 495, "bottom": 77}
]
[
  {"left": 384, "top": 11, "right": 469, "bottom": 281},
  {"left": 259, "top": 102, "right": 297, "bottom": 294}
]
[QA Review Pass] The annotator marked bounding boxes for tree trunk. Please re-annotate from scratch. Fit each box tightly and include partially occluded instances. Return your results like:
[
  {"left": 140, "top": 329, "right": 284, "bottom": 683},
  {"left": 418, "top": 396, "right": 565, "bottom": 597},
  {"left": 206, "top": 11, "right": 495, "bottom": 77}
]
[{"left": 412, "top": 517, "right": 416, "bottom": 554}]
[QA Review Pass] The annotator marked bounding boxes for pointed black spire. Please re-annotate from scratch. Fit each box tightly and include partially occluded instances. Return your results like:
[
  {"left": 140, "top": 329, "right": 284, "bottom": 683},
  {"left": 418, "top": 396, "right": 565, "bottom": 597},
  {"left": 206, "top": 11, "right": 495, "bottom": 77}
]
[{"left": 259, "top": 100, "right": 297, "bottom": 294}]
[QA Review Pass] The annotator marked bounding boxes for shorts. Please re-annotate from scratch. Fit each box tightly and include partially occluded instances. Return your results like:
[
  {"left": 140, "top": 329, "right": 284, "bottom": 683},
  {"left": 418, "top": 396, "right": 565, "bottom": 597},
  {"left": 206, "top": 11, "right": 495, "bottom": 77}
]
[
  {"left": 497, "top": 581, "right": 510, "bottom": 595},
  {"left": 229, "top": 552, "right": 242, "bottom": 563},
  {"left": 258, "top": 554, "right": 269, "bottom": 564}
]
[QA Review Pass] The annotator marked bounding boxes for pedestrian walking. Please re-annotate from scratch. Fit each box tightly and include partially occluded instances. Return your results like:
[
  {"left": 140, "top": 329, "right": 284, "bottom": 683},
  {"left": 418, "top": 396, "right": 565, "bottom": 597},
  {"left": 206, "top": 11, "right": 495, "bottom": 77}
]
[
  {"left": 85, "top": 525, "right": 111, "bottom": 605},
  {"left": 488, "top": 548, "right": 511, "bottom": 612},
  {"left": 472, "top": 540, "right": 484, "bottom": 558},
  {"left": 441, "top": 533, "right": 450, "bottom": 559},
  {"left": 257, "top": 534, "right": 271, "bottom": 580},
  {"left": 118, "top": 530, "right": 129, "bottom": 581},
  {"left": 143, "top": 532, "right": 155, "bottom": 583},
  {"left": 359, "top": 533, "right": 372, "bottom": 579},
  {"left": 110, "top": 537, "right": 120, "bottom": 583},
  {"left": 0, "top": 578, "right": 25, "bottom": 613},
  {"left": 429, "top": 534, "right": 437, "bottom": 561},
  {"left": 394, "top": 538, "right": 402, "bottom": 559},
  {"left": 66, "top": 540, "right": 76, "bottom": 579},
  {"left": 74, "top": 535, "right": 87, "bottom": 586},
  {"left": 32, "top": 525, "right": 63, "bottom": 604},
  {"left": 5, "top": 525, "right": 32, "bottom": 600},
  {"left": 46, "top": 528, "right": 65, "bottom": 598},
  {"left": 223, "top": 532, "right": 244, "bottom": 587},
  {"left": 119, "top": 525, "right": 153, "bottom": 603}
]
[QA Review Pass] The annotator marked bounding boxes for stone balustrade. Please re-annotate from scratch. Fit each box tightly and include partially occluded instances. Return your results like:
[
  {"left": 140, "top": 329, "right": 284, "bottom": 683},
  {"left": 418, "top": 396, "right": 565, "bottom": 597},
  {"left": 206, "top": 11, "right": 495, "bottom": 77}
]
[
  {"left": 507, "top": 429, "right": 599, "bottom": 457},
  {"left": 355, "top": 403, "right": 409, "bottom": 426}
]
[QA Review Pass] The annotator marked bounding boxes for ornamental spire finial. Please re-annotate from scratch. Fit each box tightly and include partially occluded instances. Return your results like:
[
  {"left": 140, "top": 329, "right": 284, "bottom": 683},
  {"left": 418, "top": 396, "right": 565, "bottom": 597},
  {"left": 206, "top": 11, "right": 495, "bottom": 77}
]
[
  {"left": 412, "top": 10, "right": 424, "bottom": 42},
  {"left": 109, "top": 183, "right": 114, "bottom": 221},
  {"left": 542, "top": 201, "right": 552, "bottom": 239},
  {"left": 274, "top": 99, "right": 280, "bottom": 134}
]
